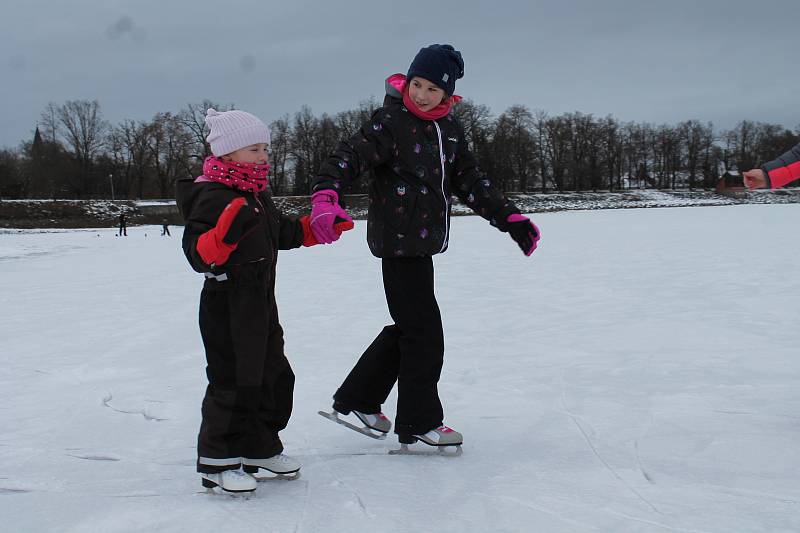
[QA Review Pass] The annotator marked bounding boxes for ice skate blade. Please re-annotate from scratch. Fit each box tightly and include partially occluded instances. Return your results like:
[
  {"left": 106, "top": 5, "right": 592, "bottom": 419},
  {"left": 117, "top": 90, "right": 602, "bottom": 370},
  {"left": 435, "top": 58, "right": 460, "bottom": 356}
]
[
  {"left": 204, "top": 487, "right": 255, "bottom": 498},
  {"left": 201, "top": 478, "right": 256, "bottom": 495},
  {"left": 254, "top": 471, "right": 301, "bottom": 482},
  {"left": 318, "top": 410, "right": 388, "bottom": 440},
  {"left": 388, "top": 443, "right": 463, "bottom": 457},
  {"left": 244, "top": 463, "right": 301, "bottom": 477}
]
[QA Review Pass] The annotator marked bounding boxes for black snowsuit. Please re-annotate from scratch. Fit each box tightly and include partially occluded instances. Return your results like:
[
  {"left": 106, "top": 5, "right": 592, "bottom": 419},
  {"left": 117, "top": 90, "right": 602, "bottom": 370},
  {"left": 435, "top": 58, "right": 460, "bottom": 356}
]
[
  {"left": 176, "top": 177, "right": 304, "bottom": 473},
  {"left": 312, "top": 78, "right": 521, "bottom": 437}
]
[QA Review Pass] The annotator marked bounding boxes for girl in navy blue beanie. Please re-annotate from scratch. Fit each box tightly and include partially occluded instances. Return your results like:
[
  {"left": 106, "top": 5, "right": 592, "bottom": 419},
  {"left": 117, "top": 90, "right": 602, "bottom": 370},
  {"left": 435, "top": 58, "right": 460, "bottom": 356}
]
[{"left": 312, "top": 44, "right": 540, "bottom": 454}]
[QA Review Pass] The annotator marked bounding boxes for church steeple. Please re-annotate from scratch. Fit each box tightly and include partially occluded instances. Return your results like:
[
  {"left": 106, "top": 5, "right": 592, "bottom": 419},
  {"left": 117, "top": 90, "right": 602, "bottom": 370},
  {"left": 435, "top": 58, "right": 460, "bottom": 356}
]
[
  {"left": 33, "top": 126, "right": 43, "bottom": 148},
  {"left": 32, "top": 126, "right": 45, "bottom": 159}
]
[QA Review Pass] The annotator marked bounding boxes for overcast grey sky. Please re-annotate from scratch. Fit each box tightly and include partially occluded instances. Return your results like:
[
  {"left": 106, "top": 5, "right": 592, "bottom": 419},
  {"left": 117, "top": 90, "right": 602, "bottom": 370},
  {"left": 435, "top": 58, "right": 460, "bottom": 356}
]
[{"left": 3, "top": 0, "right": 798, "bottom": 148}]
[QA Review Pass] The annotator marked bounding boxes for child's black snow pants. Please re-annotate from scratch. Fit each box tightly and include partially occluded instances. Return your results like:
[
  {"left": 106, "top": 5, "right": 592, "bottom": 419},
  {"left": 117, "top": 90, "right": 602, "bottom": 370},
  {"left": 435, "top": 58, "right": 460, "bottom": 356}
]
[
  {"left": 196, "top": 262, "right": 294, "bottom": 474},
  {"left": 334, "top": 256, "right": 445, "bottom": 436}
]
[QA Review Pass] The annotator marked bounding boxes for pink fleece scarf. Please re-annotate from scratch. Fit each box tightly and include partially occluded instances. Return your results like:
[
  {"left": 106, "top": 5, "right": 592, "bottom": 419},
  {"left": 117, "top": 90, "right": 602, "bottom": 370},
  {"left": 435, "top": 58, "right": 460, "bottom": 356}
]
[{"left": 201, "top": 156, "right": 270, "bottom": 193}]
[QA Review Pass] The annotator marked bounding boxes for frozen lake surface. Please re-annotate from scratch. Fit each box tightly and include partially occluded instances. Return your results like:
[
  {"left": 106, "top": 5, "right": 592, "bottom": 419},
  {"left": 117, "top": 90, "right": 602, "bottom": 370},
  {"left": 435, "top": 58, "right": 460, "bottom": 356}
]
[{"left": 1, "top": 204, "right": 798, "bottom": 532}]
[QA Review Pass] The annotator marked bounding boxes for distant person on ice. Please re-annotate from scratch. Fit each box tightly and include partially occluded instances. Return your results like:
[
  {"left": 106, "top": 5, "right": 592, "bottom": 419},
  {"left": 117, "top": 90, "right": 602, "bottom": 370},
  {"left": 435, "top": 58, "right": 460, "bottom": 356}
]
[
  {"left": 176, "top": 108, "right": 352, "bottom": 494},
  {"left": 743, "top": 143, "right": 800, "bottom": 190},
  {"left": 310, "top": 44, "right": 540, "bottom": 453},
  {"left": 118, "top": 211, "right": 127, "bottom": 236},
  {"left": 160, "top": 218, "right": 171, "bottom": 236}
]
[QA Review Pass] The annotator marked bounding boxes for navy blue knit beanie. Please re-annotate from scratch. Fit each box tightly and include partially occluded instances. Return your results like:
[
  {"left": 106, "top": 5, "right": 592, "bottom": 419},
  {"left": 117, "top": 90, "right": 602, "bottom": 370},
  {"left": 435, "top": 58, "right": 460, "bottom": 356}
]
[{"left": 406, "top": 44, "right": 465, "bottom": 95}]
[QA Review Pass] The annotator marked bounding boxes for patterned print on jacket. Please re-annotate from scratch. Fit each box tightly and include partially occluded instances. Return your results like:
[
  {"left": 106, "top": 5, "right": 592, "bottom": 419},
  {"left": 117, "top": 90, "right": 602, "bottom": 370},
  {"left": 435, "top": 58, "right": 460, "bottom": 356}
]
[{"left": 313, "top": 85, "right": 519, "bottom": 258}]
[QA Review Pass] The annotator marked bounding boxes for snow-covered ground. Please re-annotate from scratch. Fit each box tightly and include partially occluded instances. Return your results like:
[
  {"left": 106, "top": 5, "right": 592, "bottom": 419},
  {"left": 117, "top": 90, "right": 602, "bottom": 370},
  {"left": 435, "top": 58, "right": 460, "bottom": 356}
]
[{"left": 1, "top": 205, "right": 798, "bottom": 532}]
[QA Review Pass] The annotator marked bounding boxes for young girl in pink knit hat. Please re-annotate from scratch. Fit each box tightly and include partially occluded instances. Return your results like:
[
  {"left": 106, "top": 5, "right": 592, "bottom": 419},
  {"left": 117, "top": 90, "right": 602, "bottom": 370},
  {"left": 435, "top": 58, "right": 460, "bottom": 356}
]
[{"left": 176, "top": 108, "right": 352, "bottom": 493}]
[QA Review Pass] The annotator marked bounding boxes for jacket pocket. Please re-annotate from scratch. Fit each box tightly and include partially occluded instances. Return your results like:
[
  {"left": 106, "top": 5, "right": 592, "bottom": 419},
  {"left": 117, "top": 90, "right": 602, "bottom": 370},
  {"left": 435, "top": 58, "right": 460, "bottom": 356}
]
[{"left": 385, "top": 181, "right": 417, "bottom": 235}]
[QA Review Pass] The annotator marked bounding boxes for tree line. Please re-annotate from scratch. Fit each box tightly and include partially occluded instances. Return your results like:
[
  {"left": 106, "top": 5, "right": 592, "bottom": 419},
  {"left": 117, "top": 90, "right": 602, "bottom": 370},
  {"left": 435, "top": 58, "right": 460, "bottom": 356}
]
[{"left": 0, "top": 98, "right": 797, "bottom": 199}]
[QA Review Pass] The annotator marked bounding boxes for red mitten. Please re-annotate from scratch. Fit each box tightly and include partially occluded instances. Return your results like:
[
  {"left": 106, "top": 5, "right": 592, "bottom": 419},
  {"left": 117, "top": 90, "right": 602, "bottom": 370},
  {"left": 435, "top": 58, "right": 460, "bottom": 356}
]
[
  {"left": 196, "top": 197, "right": 258, "bottom": 266},
  {"left": 300, "top": 215, "right": 354, "bottom": 247}
]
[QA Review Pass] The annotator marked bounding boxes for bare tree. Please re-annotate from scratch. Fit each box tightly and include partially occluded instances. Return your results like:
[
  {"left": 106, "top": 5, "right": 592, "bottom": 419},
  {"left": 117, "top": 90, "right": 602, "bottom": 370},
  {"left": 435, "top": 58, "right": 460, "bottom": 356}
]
[
  {"left": 290, "top": 106, "right": 320, "bottom": 195},
  {"left": 531, "top": 110, "right": 549, "bottom": 192},
  {"left": 52, "top": 100, "right": 108, "bottom": 197},
  {"left": 108, "top": 119, "right": 152, "bottom": 199},
  {"left": 570, "top": 113, "right": 604, "bottom": 191},
  {"left": 598, "top": 116, "right": 622, "bottom": 191},
  {"left": 624, "top": 122, "right": 654, "bottom": 188},
  {"left": 492, "top": 105, "right": 536, "bottom": 191},
  {"left": 543, "top": 116, "right": 572, "bottom": 191},
  {"left": 269, "top": 116, "right": 291, "bottom": 195},
  {"left": 452, "top": 99, "right": 492, "bottom": 150},
  {"left": 148, "top": 112, "right": 192, "bottom": 198},
  {"left": 0, "top": 149, "right": 23, "bottom": 198},
  {"left": 38, "top": 103, "right": 60, "bottom": 145},
  {"left": 679, "top": 120, "right": 713, "bottom": 190},
  {"left": 334, "top": 98, "right": 379, "bottom": 139},
  {"left": 722, "top": 120, "right": 758, "bottom": 171}
]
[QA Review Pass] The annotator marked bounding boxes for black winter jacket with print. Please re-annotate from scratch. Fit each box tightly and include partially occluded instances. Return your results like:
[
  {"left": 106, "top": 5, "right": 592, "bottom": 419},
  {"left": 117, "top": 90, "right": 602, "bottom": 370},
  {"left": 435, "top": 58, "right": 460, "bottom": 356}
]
[
  {"left": 176, "top": 177, "right": 304, "bottom": 277},
  {"left": 313, "top": 80, "right": 520, "bottom": 258}
]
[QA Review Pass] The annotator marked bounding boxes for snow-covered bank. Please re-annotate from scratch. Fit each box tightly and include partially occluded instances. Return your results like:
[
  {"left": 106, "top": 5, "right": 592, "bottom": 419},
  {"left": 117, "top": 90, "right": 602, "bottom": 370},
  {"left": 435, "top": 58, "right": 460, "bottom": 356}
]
[
  {"left": 1, "top": 205, "right": 798, "bottom": 532},
  {"left": 2, "top": 188, "right": 799, "bottom": 229}
]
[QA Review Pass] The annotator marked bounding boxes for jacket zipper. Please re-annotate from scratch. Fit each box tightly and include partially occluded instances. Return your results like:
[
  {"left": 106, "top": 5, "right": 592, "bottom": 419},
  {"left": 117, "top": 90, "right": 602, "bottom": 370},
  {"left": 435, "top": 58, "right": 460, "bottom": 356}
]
[
  {"left": 433, "top": 121, "right": 449, "bottom": 252},
  {"left": 249, "top": 191, "right": 271, "bottom": 263}
]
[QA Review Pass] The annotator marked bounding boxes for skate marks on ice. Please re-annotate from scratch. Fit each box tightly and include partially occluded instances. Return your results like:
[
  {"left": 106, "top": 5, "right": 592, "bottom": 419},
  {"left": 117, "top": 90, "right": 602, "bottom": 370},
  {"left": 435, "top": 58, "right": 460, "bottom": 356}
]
[
  {"left": 476, "top": 492, "right": 598, "bottom": 531},
  {"left": 558, "top": 365, "right": 662, "bottom": 515},
  {"left": 634, "top": 439, "right": 655, "bottom": 484},
  {"left": 0, "top": 482, "right": 33, "bottom": 495},
  {"left": 332, "top": 478, "right": 373, "bottom": 519},
  {"left": 101, "top": 392, "right": 169, "bottom": 422},
  {"left": 315, "top": 460, "right": 375, "bottom": 521},
  {"left": 65, "top": 449, "right": 122, "bottom": 462},
  {"left": 58, "top": 393, "right": 169, "bottom": 468},
  {"left": 0, "top": 487, "right": 33, "bottom": 495},
  {"left": 0, "top": 474, "right": 61, "bottom": 496}
]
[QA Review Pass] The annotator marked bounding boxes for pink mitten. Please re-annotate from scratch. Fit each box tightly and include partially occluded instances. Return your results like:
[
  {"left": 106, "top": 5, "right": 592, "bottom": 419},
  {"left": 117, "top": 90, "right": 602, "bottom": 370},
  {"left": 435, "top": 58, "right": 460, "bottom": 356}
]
[
  {"left": 310, "top": 190, "right": 352, "bottom": 244},
  {"left": 506, "top": 213, "right": 540, "bottom": 256}
]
